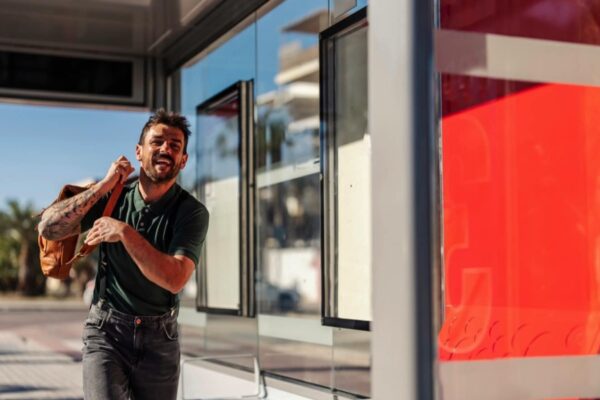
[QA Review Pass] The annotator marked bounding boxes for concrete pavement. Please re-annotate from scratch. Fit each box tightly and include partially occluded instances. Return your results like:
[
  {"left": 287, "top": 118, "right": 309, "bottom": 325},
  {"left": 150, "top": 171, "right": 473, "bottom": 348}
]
[
  {"left": 0, "top": 331, "right": 83, "bottom": 400},
  {"left": 0, "top": 298, "right": 87, "bottom": 400}
]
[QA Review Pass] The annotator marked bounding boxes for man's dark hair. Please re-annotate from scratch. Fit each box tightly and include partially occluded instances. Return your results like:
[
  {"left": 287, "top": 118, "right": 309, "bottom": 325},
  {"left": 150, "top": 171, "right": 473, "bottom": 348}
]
[{"left": 139, "top": 109, "right": 191, "bottom": 154}]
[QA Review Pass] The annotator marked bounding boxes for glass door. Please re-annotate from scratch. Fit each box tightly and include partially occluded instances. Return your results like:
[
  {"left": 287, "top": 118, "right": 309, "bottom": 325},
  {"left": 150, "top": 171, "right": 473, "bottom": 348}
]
[{"left": 196, "top": 80, "right": 254, "bottom": 317}]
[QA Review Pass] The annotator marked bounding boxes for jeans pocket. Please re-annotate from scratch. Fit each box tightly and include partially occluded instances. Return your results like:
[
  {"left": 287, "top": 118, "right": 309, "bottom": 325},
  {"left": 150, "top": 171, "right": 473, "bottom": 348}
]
[
  {"left": 82, "top": 317, "right": 105, "bottom": 346},
  {"left": 162, "top": 321, "right": 179, "bottom": 341},
  {"left": 84, "top": 307, "right": 107, "bottom": 329},
  {"left": 84, "top": 317, "right": 103, "bottom": 328}
]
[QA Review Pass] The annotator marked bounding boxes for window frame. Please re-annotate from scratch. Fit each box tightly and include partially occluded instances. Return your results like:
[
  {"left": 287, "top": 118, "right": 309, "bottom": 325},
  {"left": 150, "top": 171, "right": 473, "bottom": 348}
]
[
  {"left": 195, "top": 79, "right": 255, "bottom": 317},
  {"left": 320, "top": 7, "right": 370, "bottom": 331}
]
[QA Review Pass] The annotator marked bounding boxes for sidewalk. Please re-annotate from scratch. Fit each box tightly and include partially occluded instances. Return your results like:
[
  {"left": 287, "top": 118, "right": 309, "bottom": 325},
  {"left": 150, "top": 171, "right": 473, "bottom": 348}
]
[
  {"left": 0, "top": 297, "right": 86, "bottom": 400},
  {"left": 0, "top": 331, "right": 83, "bottom": 400},
  {"left": 0, "top": 297, "right": 87, "bottom": 313}
]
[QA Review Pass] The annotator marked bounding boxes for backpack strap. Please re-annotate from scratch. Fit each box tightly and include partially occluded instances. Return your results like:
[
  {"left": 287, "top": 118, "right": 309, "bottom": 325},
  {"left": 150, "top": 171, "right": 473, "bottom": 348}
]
[{"left": 91, "top": 182, "right": 126, "bottom": 301}]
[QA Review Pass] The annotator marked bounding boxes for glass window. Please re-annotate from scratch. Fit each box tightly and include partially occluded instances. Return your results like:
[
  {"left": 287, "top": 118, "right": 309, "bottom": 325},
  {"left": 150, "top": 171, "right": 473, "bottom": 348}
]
[
  {"left": 195, "top": 81, "right": 254, "bottom": 316},
  {"left": 175, "top": 1, "right": 371, "bottom": 395},
  {"left": 436, "top": 1, "right": 600, "bottom": 398},
  {"left": 255, "top": 0, "right": 326, "bottom": 318},
  {"left": 321, "top": 8, "right": 370, "bottom": 328},
  {"left": 178, "top": 23, "right": 255, "bottom": 313},
  {"left": 255, "top": 0, "right": 332, "bottom": 389},
  {"left": 177, "top": 19, "right": 259, "bottom": 364}
]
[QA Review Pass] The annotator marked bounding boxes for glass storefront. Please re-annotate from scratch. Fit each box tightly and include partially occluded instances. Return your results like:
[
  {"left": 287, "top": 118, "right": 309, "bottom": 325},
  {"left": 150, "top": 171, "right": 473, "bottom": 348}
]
[
  {"left": 176, "top": 0, "right": 370, "bottom": 397},
  {"left": 178, "top": 19, "right": 258, "bottom": 367}
]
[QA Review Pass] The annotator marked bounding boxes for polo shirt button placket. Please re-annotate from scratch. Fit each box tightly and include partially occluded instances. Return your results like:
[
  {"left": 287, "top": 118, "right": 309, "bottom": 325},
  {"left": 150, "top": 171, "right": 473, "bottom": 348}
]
[{"left": 138, "top": 207, "right": 150, "bottom": 233}]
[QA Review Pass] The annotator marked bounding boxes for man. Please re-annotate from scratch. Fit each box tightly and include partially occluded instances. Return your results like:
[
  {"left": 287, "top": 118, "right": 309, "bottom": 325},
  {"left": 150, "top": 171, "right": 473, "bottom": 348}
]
[{"left": 38, "top": 109, "right": 209, "bottom": 400}]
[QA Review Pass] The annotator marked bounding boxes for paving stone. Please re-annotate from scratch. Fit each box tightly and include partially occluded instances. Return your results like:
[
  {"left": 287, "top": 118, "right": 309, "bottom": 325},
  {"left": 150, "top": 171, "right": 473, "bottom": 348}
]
[{"left": 0, "top": 331, "right": 83, "bottom": 400}]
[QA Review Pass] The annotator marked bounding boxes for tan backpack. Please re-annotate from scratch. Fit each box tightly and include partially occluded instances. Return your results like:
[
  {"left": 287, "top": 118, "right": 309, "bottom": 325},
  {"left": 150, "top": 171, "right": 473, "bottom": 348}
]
[{"left": 38, "top": 182, "right": 124, "bottom": 280}]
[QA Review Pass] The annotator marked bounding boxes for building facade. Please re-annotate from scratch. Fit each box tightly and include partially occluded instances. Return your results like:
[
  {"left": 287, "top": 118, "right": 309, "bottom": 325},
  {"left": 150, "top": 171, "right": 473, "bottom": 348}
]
[{"left": 0, "top": 0, "right": 598, "bottom": 398}]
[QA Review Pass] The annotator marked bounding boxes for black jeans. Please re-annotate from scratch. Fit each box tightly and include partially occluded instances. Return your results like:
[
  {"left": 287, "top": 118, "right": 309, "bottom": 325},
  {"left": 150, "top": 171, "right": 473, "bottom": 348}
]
[{"left": 82, "top": 301, "right": 180, "bottom": 400}]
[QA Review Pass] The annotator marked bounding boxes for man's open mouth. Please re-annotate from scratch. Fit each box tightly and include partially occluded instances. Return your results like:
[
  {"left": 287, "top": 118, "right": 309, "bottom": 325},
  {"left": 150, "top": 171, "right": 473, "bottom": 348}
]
[{"left": 153, "top": 157, "right": 173, "bottom": 167}]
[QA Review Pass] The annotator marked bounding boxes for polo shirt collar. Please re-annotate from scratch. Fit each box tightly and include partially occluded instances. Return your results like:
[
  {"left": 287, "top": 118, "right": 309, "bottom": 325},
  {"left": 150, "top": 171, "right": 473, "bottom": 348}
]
[{"left": 132, "top": 181, "right": 180, "bottom": 213}]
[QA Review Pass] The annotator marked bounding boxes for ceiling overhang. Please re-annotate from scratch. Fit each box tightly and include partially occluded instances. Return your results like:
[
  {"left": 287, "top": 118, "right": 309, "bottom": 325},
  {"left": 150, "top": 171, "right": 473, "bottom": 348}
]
[{"left": 0, "top": 0, "right": 269, "bottom": 108}]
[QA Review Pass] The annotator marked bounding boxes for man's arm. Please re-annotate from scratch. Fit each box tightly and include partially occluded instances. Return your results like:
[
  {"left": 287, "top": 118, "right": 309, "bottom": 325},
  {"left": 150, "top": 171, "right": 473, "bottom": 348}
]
[
  {"left": 84, "top": 217, "right": 195, "bottom": 294},
  {"left": 121, "top": 225, "right": 195, "bottom": 294},
  {"left": 38, "top": 183, "right": 109, "bottom": 240},
  {"left": 38, "top": 156, "right": 134, "bottom": 241}
]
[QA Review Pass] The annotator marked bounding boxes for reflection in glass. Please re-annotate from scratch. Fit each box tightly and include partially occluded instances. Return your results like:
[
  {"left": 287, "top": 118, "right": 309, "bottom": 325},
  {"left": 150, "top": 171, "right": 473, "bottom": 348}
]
[
  {"left": 196, "top": 86, "right": 241, "bottom": 312},
  {"left": 255, "top": 1, "right": 327, "bottom": 317},
  {"left": 255, "top": 0, "right": 333, "bottom": 389},
  {"left": 257, "top": 174, "right": 321, "bottom": 315},
  {"left": 179, "top": 24, "right": 255, "bottom": 196},
  {"left": 332, "top": 328, "right": 371, "bottom": 397},
  {"left": 178, "top": 25, "right": 255, "bottom": 309},
  {"left": 176, "top": 15, "right": 258, "bottom": 374}
]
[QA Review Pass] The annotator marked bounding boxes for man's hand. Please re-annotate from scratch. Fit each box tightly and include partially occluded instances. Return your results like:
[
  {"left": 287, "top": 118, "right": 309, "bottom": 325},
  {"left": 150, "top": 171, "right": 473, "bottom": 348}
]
[
  {"left": 84, "top": 217, "right": 128, "bottom": 246},
  {"left": 99, "top": 156, "right": 135, "bottom": 190}
]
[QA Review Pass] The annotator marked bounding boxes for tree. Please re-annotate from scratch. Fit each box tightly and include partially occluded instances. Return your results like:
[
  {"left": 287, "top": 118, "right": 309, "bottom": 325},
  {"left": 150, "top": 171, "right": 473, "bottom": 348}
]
[
  {"left": 2, "top": 200, "right": 45, "bottom": 296},
  {"left": 0, "top": 212, "right": 19, "bottom": 291}
]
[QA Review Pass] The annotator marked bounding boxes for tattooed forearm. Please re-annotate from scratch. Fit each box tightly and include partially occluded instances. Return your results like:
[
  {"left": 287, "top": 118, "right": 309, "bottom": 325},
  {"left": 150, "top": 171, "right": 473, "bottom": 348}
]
[{"left": 38, "top": 184, "right": 106, "bottom": 241}]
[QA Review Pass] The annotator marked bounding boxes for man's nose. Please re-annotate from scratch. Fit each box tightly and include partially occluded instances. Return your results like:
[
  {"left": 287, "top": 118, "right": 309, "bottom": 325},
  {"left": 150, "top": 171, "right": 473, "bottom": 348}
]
[{"left": 159, "top": 141, "right": 172, "bottom": 153}]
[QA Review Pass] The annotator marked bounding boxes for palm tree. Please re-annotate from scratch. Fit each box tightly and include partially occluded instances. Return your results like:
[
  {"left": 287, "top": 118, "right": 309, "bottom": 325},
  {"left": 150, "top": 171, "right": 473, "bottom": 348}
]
[
  {"left": 0, "top": 212, "right": 19, "bottom": 290},
  {"left": 2, "top": 200, "right": 44, "bottom": 295}
]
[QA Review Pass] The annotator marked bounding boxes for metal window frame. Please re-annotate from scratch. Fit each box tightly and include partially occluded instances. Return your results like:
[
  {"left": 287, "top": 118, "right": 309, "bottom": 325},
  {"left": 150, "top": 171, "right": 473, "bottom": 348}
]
[
  {"left": 320, "top": 7, "right": 370, "bottom": 332},
  {"left": 195, "top": 80, "right": 255, "bottom": 318}
]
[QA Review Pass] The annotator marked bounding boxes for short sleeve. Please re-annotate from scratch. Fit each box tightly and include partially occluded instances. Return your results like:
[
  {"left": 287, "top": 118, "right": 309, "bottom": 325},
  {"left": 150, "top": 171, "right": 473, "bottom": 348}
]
[
  {"left": 168, "top": 199, "right": 209, "bottom": 266},
  {"left": 80, "top": 192, "right": 110, "bottom": 232}
]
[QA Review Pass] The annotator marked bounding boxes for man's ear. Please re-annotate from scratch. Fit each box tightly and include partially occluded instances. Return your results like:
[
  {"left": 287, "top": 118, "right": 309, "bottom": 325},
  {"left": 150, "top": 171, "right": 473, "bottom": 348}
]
[
  {"left": 135, "top": 144, "right": 142, "bottom": 161},
  {"left": 180, "top": 153, "right": 189, "bottom": 170}
]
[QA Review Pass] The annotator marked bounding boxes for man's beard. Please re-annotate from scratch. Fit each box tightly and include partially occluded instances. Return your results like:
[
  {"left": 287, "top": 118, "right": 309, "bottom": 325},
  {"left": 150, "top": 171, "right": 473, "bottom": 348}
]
[{"left": 145, "top": 154, "right": 181, "bottom": 183}]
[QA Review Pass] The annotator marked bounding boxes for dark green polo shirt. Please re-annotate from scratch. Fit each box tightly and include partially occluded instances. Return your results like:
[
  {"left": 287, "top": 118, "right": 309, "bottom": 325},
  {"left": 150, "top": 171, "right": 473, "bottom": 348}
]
[{"left": 81, "top": 181, "right": 209, "bottom": 315}]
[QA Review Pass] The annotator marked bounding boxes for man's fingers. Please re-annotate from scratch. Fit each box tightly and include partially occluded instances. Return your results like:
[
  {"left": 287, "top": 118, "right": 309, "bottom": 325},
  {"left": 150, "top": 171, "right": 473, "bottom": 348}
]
[
  {"left": 85, "top": 233, "right": 97, "bottom": 245},
  {"left": 102, "top": 156, "right": 133, "bottom": 187},
  {"left": 85, "top": 222, "right": 102, "bottom": 244},
  {"left": 113, "top": 160, "right": 134, "bottom": 183},
  {"left": 85, "top": 228, "right": 104, "bottom": 245},
  {"left": 87, "top": 237, "right": 102, "bottom": 246}
]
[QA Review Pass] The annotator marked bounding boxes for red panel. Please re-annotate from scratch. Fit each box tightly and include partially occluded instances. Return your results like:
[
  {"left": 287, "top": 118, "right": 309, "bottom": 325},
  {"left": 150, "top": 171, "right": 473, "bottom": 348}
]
[{"left": 440, "top": 82, "right": 600, "bottom": 360}]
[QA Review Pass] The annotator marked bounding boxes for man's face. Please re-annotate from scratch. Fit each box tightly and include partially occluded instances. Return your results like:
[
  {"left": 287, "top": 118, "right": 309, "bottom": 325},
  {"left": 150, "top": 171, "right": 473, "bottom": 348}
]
[{"left": 135, "top": 123, "right": 188, "bottom": 183}]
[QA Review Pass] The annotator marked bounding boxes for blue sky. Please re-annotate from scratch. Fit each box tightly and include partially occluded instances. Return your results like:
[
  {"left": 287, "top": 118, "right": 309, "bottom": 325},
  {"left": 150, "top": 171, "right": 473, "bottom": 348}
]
[{"left": 0, "top": 103, "right": 149, "bottom": 211}]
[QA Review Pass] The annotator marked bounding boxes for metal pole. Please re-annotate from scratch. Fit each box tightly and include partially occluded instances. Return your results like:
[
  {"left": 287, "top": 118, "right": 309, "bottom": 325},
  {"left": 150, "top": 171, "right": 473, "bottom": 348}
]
[{"left": 370, "top": 0, "right": 434, "bottom": 397}]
